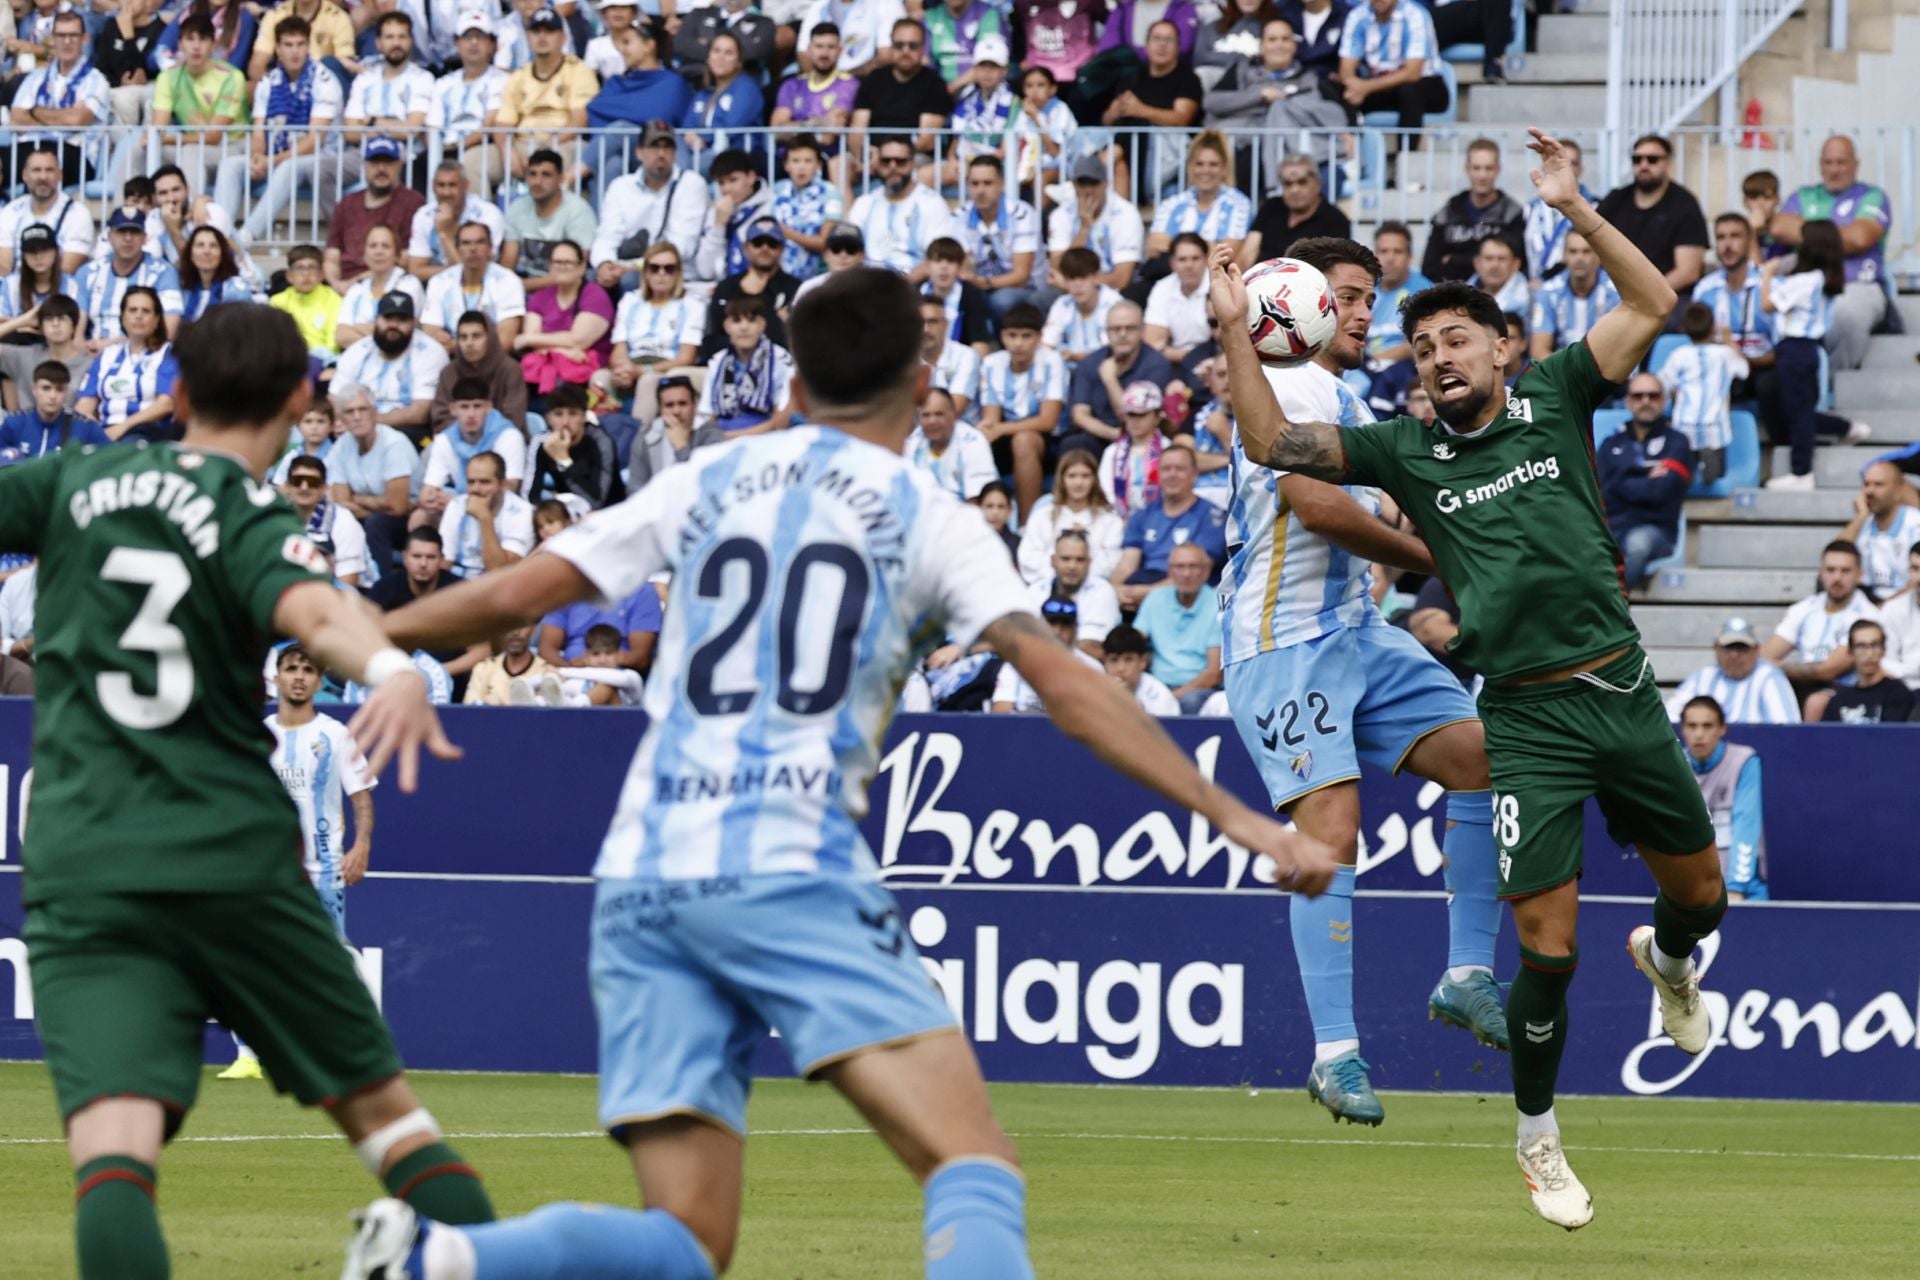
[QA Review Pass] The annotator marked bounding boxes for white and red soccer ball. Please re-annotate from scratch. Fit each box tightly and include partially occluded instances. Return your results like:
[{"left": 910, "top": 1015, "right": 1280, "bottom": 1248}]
[{"left": 1241, "top": 257, "right": 1338, "bottom": 367}]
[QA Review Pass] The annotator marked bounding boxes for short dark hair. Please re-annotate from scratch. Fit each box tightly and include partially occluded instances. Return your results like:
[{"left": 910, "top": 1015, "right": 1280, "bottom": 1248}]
[
  {"left": 1632, "top": 133, "right": 1672, "bottom": 159},
  {"left": 547, "top": 382, "right": 589, "bottom": 413},
  {"left": 1850, "top": 618, "right": 1886, "bottom": 645},
  {"left": 1824, "top": 539, "right": 1862, "bottom": 565},
  {"left": 173, "top": 303, "right": 311, "bottom": 429},
  {"left": 287, "top": 453, "right": 328, "bottom": 481},
  {"left": 123, "top": 176, "right": 155, "bottom": 204},
  {"left": 277, "top": 643, "right": 317, "bottom": 670},
  {"left": 1103, "top": 625, "right": 1150, "bottom": 657},
  {"left": 1682, "top": 695, "right": 1725, "bottom": 724},
  {"left": 535, "top": 498, "right": 573, "bottom": 527},
  {"left": 656, "top": 375, "right": 695, "bottom": 400},
  {"left": 1170, "top": 231, "right": 1209, "bottom": 257},
  {"left": 784, "top": 136, "right": 821, "bottom": 161},
  {"left": 788, "top": 267, "right": 924, "bottom": 413},
  {"left": 1714, "top": 211, "right": 1751, "bottom": 234},
  {"left": 179, "top": 15, "right": 216, "bottom": 42},
  {"left": 584, "top": 623, "right": 623, "bottom": 653},
  {"left": 979, "top": 479, "right": 1013, "bottom": 505},
  {"left": 407, "top": 526, "right": 444, "bottom": 549},
  {"left": 1057, "top": 247, "right": 1101, "bottom": 279},
  {"left": 1401, "top": 281, "right": 1508, "bottom": 344},
  {"left": 1288, "top": 236, "right": 1382, "bottom": 284},
  {"left": 967, "top": 154, "right": 1002, "bottom": 177},
  {"left": 151, "top": 163, "right": 187, "bottom": 188},
  {"left": 1375, "top": 220, "right": 1413, "bottom": 250},
  {"left": 32, "top": 360, "right": 69, "bottom": 387},
  {"left": 808, "top": 20, "right": 841, "bottom": 39},
  {"left": 38, "top": 294, "right": 78, "bottom": 325},
  {"left": 526, "top": 148, "right": 564, "bottom": 172},
  {"left": 286, "top": 243, "right": 323, "bottom": 268},
  {"left": 1503, "top": 310, "right": 1527, "bottom": 338},
  {"left": 275, "top": 15, "right": 311, "bottom": 41},
  {"left": 449, "top": 377, "right": 491, "bottom": 402},
  {"left": 1476, "top": 235, "right": 1518, "bottom": 260},
  {"left": 377, "top": 10, "right": 413, "bottom": 35},
  {"left": 1001, "top": 303, "right": 1044, "bottom": 333},
  {"left": 926, "top": 237, "right": 964, "bottom": 264},
  {"left": 723, "top": 294, "right": 766, "bottom": 323},
  {"left": 891, "top": 15, "right": 924, "bottom": 37},
  {"left": 1682, "top": 302, "right": 1714, "bottom": 340},
  {"left": 709, "top": 149, "right": 757, "bottom": 182}
]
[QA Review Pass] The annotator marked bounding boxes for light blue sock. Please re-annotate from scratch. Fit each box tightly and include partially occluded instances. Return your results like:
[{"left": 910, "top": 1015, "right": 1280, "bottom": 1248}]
[
  {"left": 1443, "top": 790, "right": 1501, "bottom": 972},
  {"left": 1289, "top": 863, "right": 1357, "bottom": 1043},
  {"left": 461, "top": 1203, "right": 713, "bottom": 1280},
  {"left": 923, "top": 1158, "right": 1033, "bottom": 1280}
]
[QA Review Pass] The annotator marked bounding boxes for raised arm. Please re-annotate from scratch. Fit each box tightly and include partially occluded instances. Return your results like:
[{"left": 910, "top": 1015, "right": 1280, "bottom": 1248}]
[
  {"left": 979, "top": 610, "right": 1337, "bottom": 895},
  {"left": 1527, "top": 129, "right": 1678, "bottom": 383},
  {"left": 1207, "top": 243, "right": 1347, "bottom": 481}
]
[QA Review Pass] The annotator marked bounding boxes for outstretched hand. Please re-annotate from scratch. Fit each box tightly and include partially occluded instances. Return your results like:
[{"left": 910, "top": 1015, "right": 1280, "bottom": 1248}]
[
  {"left": 1525, "top": 128, "right": 1581, "bottom": 210},
  {"left": 1209, "top": 242, "right": 1248, "bottom": 329},
  {"left": 348, "top": 670, "right": 463, "bottom": 793},
  {"left": 1215, "top": 807, "right": 1340, "bottom": 898}
]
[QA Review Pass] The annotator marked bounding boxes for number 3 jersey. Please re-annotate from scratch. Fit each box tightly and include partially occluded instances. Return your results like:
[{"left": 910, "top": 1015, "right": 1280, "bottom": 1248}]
[
  {"left": 544, "top": 427, "right": 1032, "bottom": 883},
  {"left": 266, "top": 713, "right": 375, "bottom": 889},
  {"left": 0, "top": 444, "right": 333, "bottom": 904}
]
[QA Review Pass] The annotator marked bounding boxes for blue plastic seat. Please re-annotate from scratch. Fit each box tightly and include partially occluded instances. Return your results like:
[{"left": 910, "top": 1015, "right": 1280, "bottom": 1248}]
[
  {"left": 1648, "top": 332, "right": 1688, "bottom": 374},
  {"left": 1439, "top": 0, "right": 1529, "bottom": 68},
  {"left": 1591, "top": 407, "right": 1629, "bottom": 451}
]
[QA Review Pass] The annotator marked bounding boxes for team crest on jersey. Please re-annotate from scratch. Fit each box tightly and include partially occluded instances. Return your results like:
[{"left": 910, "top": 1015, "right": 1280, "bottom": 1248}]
[
  {"left": 1505, "top": 396, "right": 1535, "bottom": 423},
  {"left": 1432, "top": 442, "right": 1456, "bottom": 460},
  {"left": 1647, "top": 436, "right": 1667, "bottom": 457},
  {"left": 1288, "top": 751, "right": 1313, "bottom": 782}
]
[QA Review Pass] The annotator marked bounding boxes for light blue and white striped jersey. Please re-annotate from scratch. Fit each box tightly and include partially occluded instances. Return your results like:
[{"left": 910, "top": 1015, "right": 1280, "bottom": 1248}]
[
  {"left": 267, "top": 713, "right": 376, "bottom": 886},
  {"left": 1042, "top": 285, "right": 1121, "bottom": 356},
  {"left": 1774, "top": 590, "right": 1880, "bottom": 665},
  {"left": 1529, "top": 271, "right": 1618, "bottom": 353},
  {"left": 1768, "top": 270, "right": 1835, "bottom": 340},
  {"left": 74, "top": 257, "right": 184, "bottom": 339},
  {"left": 612, "top": 293, "right": 706, "bottom": 363},
  {"left": 1857, "top": 504, "right": 1920, "bottom": 595},
  {"left": 1667, "top": 660, "right": 1800, "bottom": 725},
  {"left": 846, "top": 186, "right": 957, "bottom": 273},
  {"left": 1150, "top": 187, "right": 1253, "bottom": 244},
  {"left": 1522, "top": 187, "right": 1596, "bottom": 281},
  {"left": 549, "top": 427, "right": 1032, "bottom": 881},
  {"left": 1337, "top": 0, "right": 1437, "bottom": 77},
  {"left": 980, "top": 346, "right": 1068, "bottom": 420},
  {"left": 957, "top": 195, "right": 1041, "bottom": 286},
  {"left": 1657, "top": 340, "right": 1748, "bottom": 452},
  {"left": 1044, "top": 190, "right": 1146, "bottom": 273},
  {"left": 1220, "top": 361, "right": 1381, "bottom": 666},
  {"left": 1693, "top": 268, "right": 1774, "bottom": 358}
]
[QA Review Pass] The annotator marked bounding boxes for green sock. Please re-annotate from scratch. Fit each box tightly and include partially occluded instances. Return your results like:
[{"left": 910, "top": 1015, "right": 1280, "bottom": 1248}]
[
  {"left": 382, "top": 1142, "right": 495, "bottom": 1225},
  {"left": 1508, "top": 947, "right": 1578, "bottom": 1117},
  {"left": 75, "top": 1156, "right": 168, "bottom": 1279},
  {"left": 1653, "top": 889, "right": 1728, "bottom": 963}
]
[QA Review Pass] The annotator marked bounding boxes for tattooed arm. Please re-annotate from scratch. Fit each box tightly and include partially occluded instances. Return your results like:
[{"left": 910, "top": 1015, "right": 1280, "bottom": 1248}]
[
  {"left": 979, "top": 610, "right": 1339, "bottom": 895},
  {"left": 1207, "top": 244, "right": 1350, "bottom": 481}
]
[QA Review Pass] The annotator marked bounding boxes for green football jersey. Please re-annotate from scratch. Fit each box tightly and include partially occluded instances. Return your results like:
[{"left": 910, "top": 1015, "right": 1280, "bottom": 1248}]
[
  {"left": 0, "top": 444, "right": 332, "bottom": 904},
  {"left": 1337, "top": 341, "right": 1638, "bottom": 683}
]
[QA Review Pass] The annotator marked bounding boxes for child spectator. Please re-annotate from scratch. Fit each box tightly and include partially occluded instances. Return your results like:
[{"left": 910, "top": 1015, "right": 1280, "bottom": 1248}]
[
  {"left": 269, "top": 244, "right": 344, "bottom": 363},
  {"left": 694, "top": 149, "right": 776, "bottom": 283},
  {"left": 1099, "top": 380, "right": 1169, "bottom": 520},
  {"left": 1658, "top": 302, "right": 1748, "bottom": 488},
  {"left": 978, "top": 301, "right": 1068, "bottom": 518},
  {"left": 977, "top": 480, "right": 1021, "bottom": 563},
  {"left": 1760, "top": 219, "right": 1845, "bottom": 491},
  {"left": 419, "top": 377, "right": 529, "bottom": 521},
  {"left": 920, "top": 236, "right": 994, "bottom": 349},
  {"left": 1043, "top": 246, "right": 1122, "bottom": 365},
  {"left": 769, "top": 138, "right": 844, "bottom": 281},
  {"left": 920, "top": 32, "right": 1013, "bottom": 192},
  {"left": 1101, "top": 623, "right": 1182, "bottom": 715},
  {"left": 1743, "top": 169, "right": 1787, "bottom": 262},
  {"left": 527, "top": 382, "right": 626, "bottom": 510},
  {"left": 696, "top": 295, "right": 794, "bottom": 434},
  {"left": 1006, "top": 64, "right": 1076, "bottom": 191},
  {"left": 272, "top": 397, "right": 337, "bottom": 484},
  {"left": 1822, "top": 619, "right": 1914, "bottom": 723}
]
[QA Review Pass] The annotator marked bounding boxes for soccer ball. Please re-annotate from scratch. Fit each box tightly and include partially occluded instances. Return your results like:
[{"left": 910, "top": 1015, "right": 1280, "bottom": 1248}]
[{"left": 1242, "top": 257, "right": 1338, "bottom": 367}]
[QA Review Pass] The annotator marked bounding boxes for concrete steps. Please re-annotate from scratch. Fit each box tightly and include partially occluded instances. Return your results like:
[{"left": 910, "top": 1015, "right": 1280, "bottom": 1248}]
[
  {"left": 1633, "top": 603, "right": 1785, "bottom": 648},
  {"left": 1636, "top": 567, "right": 1815, "bottom": 604},
  {"left": 1698, "top": 523, "right": 1836, "bottom": 569},
  {"left": 1462, "top": 84, "right": 1609, "bottom": 127},
  {"left": 1646, "top": 646, "right": 1707, "bottom": 684},
  {"left": 1833, "top": 370, "right": 1920, "bottom": 412},
  {"left": 1719, "top": 487, "right": 1859, "bottom": 523},
  {"left": 1537, "top": 15, "right": 1609, "bottom": 55},
  {"left": 1861, "top": 335, "right": 1920, "bottom": 371},
  {"left": 1767, "top": 445, "right": 1887, "bottom": 486},
  {"left": 1508, "top": 53, "right": 1609, "bottom": 85},
  {"left": 1839, "top": 410, "right": 1920, "bottom": 444}
]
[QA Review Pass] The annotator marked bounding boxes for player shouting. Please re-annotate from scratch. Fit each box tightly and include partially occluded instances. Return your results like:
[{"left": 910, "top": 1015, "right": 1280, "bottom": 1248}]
[
  {"left": 0, "top": 303, "right": 488, "bottom": 1280},
  {"left": 1216, "top": 235, "right": 1508, "bottom": 1127},
  {"left": 1213, "top": 130, "right": 1726, "bottom": 1230},
  {"left": 340, "top": 267, "right": 1338, "bottom": 1280}
]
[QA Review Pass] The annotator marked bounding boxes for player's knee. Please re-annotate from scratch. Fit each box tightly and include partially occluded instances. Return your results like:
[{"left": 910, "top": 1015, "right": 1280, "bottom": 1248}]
[{"left": 649, "top": 1197, "right": 738, "bottom": 1273}]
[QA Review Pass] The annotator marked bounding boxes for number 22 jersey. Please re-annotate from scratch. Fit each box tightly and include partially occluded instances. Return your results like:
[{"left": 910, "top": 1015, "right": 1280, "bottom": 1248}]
[{"left": 544, "top": 427, "right": 1032, "bottom": 883}]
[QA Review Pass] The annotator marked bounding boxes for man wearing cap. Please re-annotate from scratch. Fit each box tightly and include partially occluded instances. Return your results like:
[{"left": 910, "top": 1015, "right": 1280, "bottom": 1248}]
[
  {"left": 496, "top": 6, "right": 599, "bottom": 178},
  {"left": 282, "top": 452, "right": 372, "bottom": 587},
  {"left": 408, "top": 158, "right": 513, "bottom": 279},
  {"left": 675, "top": 0, "right": 779, "bottom": 79},
  {"left": 850, "top": 16, "right": 952, "bottom": 155},
  {"left": 1109, "top": 441, "right": 1228, "bottom": 609},
  {"left": 325, "top": 136, "right": 429, "bottom": 293},
  {"left": 423, "top": 220, "right": 528, "bottom": 348},
  {"left": 1665, "top": 618, "right": 1799, "bottom": 725},
  {"left": 332, "top": 291, "right": 452, "bottom": 440},
  {"left": 793, "top": 221, "right": 868, "bottom": 302},
  {"left": 326, "top": 379, "right": 425, "bottom": 574},
  {"left": 504, "top": 148, "right": 598, "bottom": 289},
  {"left": 74, "top": 207, "right": 185, "bottom": 348},
  {"left": 845, "top": 134, "right": 956, "bottom": 277},
  {"left": 699, "top": 213, "right": 803, "bottom": 359},
  {"left": 216, "top": 17, "right": 347, "bottom": 241},
  {"left": 427, "top": 12, "right": 511, "bottom": 196},
  {"left": 991, "top": 596, "right": 1103, "bottom": 712},
  {"left": 0, "top": 147, "right": 96, "bottom": 276},
  {"left": 341, "top": 12, "right": 438, "bottom": 188},
  {"left": 1029, "top": 527, "right": 1122, "bottom": 657},
  {"left": 585, "top": 20, "right": 694, "bottom": 154},
  {"left": 10, "top": 12, "right": 109, "bottom": 189},
  {"left": 1065, "top": 298, "right": 1173, "bottom": 454},
  {"left": 591, "top": 123, "right": 710, "bottom": 290},
  {"left": 1048, "top": 155, "right": 1146, "bottom": 294}
]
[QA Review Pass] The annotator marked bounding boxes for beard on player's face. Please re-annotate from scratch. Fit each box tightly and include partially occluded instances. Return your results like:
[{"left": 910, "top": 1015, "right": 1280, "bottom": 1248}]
[{"left": 1431, "top": 379, "right": 1496, "bottom": 427}]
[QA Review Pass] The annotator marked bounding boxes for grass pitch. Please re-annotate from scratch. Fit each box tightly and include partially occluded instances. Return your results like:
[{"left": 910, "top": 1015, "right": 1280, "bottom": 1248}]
[{"left": 0, "top": 1062, "right": 1912, "bottom": 1277}]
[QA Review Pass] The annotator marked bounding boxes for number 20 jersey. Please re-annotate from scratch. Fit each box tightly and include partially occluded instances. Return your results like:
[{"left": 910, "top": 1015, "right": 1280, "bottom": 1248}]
[
  {"left": 0, "top": 444, "right": 333, "bottom": 904},
  {"left": 544, "top": 427, "right": 1032, "bottom": 883}
]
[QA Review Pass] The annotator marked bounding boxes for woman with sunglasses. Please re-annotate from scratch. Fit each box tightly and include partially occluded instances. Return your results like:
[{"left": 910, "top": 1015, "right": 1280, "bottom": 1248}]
[
  {"left": 515, "top": 238, "right": 614, "bottom": 397},
  {"left": 334, "top": 224, "right": 425, "bottom": 351},
  {"left": 603, "top": 241, "right": 704, "bottom": 424},
  {"left": 178, "top": 225, "right": 252, "bottom": 324},
  {"left": 74, "top": 285, "right": 179, "bottom": 442}
]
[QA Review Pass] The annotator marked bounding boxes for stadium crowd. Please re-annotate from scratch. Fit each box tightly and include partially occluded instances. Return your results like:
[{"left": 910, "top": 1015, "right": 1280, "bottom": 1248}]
[{"left": 0, "top": 0, "right": 1909, "bottom": 726}]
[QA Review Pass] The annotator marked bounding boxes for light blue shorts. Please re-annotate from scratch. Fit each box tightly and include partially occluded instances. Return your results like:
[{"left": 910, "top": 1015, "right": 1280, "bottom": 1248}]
[
  {"left": 1225, "top": 623, "right": 1479, "bottom": 811},
  {"left": 591, "top": 873, "right": 958, "bottom": 1139},
  {"left": 309, "top": 868, "right": 346, "bottom": 937}
]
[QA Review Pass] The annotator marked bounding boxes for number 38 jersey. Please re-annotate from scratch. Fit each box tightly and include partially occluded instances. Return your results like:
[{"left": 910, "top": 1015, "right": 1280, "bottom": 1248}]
[
  {"left": 545, "top": 427, "right": 1031, "bottom": 883},
  {"left": 0, "top": 444, "right": 332, "bottom": 904}
]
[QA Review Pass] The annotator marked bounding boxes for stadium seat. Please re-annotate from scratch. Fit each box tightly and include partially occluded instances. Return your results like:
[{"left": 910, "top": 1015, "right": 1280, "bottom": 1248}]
[
  {"left": 1592, "top": 407, "right": 1629, "bottom": 451},
  {"left": 1648, "top": 333, "right": 1688, "bottom": 374},
  {"left": 1439, "top": 0, "right": 1529, "bottom": 70},
  {"left": 1690, "top": 409, "right": 1761, "bottom": 497},
  {"left": 1362, "top": 61, "right": 1459, "bottom": 132}
]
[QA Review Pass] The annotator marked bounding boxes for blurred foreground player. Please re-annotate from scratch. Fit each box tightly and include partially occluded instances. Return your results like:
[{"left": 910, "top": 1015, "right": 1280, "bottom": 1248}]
[
  {"left": 343, "top": 268, "right": 1339, "bottom": 1280},
  {"left": 0, "top": 303, "right": 490, "bottom": 1280},
  {"left": 1217, "top": 130, "right": 1727, "bottom": 1231}
]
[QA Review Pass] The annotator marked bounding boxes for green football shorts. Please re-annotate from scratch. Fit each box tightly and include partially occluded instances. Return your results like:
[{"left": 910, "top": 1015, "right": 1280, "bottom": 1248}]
[
  {"left": 26, "top": 872, "right": 403, "bottom": 1133},
  {"left": 1477, "top": 646, "right": 1716, "bottom": 900}
]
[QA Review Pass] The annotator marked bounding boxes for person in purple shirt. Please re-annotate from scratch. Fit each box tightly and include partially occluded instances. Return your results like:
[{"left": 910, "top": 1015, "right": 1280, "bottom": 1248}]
[
  {"left": 1767, "top": 135, "right": 1893, "bottom": 370},
  {"left": 1097, "top": 0, "right": 1201, "bottom": 59},
  {"left": 536, "top": 582, "right": 665, "bottom": 673},
  {"left": 772, "top": 22, "right": 862, "bottom": 160},
  {"left": 1014, "top": 0, "right": 1110, "bottom": 92}
]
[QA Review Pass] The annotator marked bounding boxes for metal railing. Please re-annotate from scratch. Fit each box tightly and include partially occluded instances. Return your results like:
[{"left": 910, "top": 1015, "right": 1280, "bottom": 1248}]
[{"left": 1604, "top": 0, "right": 1806, "bottom": 176}]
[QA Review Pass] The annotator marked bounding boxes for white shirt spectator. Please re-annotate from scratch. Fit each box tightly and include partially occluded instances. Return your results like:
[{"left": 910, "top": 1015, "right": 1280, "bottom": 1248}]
[
  {"left": 1015, "top": 497, "right": 1125, "bottom": 585},
  {"left": 993, "top": 643, "right": 1101, "bottom": 711},
  {"left": 1665, "top": 659, "right": 1801, "bottom": 724},
  {"left": 1027, "top": 575, "right": 1120, "bottom": 648},
  {"left": 583, "top": 30, "right": 625, "bottom": 81},
  {"left": 1144, "top": 272, "right": 1210, "bottom": 351},
  {"left": 1130, "top": 670, "right": 1181, "bottom": 716},
  {"left": 956, "top": 194, "right": 1041, "bottom": 286},
  {"left": 345, "top": 61, "right": 438, "bottom": 157},
  {"left": 250, "top": 62, "right": 345, "bottom": 154},
  {"left": 1658, "top": 341, "right": 1749, "bottom": 454},
  {"left": 13, "top": 57, "right": 109, "bottom": 144},
  {"left": 1880, "top": 589, "right": 1920, "bottom": 688},
  {"left": 429, "top": 64, "right": 510, "bottom": 148},
  {"left": 905, "top": 422, "right": 997, "bottom": 500},
  {"left": 439, "top": 489, "right": 537, "bottom": 577},
  {"left": 1043, "top": 285, "right": 1122, "bottom": 354},
  {"left": 930, "top": 338, "right": 981, "bottom": 412},
  {"left": 1856, "top": 506, "right": 1920, "bottom": 596},
  {"left": 1774, "top": 589, "right": 1881, "bottom": 665},
  {"left": 398, "top": 0, "right": 466, "bottom": 70},
  {"left": 980, "top": 346, "right": 1069, "bottom": 420},
  {"left": 695, "top": 342, "right": 796, "bottom": 427},
  {"left": 0, "top": 193, "right": 95, "bottom": 266},
  {"left": 591, "top": 168, "right": 710, "bottom": 268},
  {"left": 334, "top": 330, "right": 451, "bottom": 413},
  {"left": 408, "top": 195, "right": 508, "bottom": 268},
  {"left": 0, "top": 563, "right": 36, "bottom": 649},
  {"left": 846, "top": 185, "right": 957, "bottom": 274},
  {"left": 1046, "top": 190, "right": 1145, "bottom": 273},
  {"left": 423, "top": 261, "right": 528, "bottom": 332},
  {"left": 422, "top": 424, "right": 530, "bottom": 491},
  {"left": 326, "top": 423, "right": 422, "bottom": 499},
  {"left": 339, "top": 272, "right": 426, "bottom": 329},
  {"left": 611, "top": 292, "right": 706, "bottom": 361},
  {"left": 799, "top": 0, "right": 906, "bottom": 72},
  {"left": 304, "top": 499, "right": 370, "bottom": 581}
]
